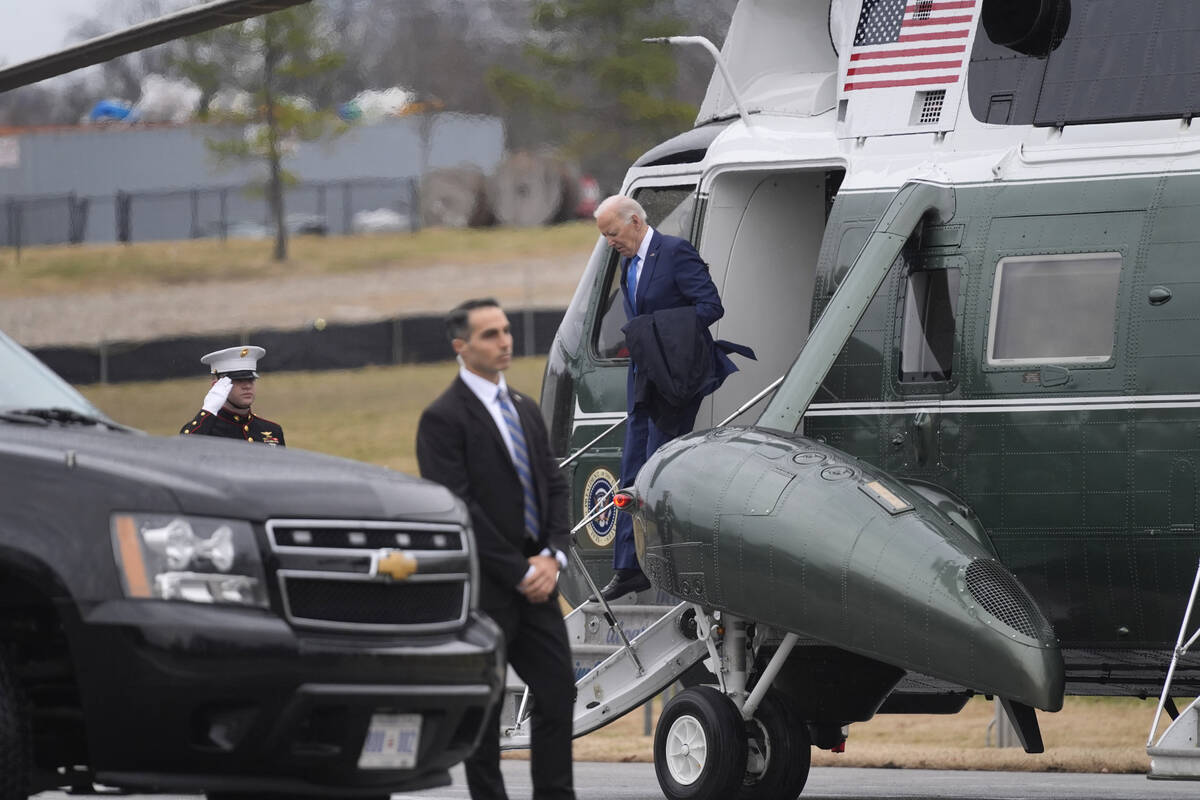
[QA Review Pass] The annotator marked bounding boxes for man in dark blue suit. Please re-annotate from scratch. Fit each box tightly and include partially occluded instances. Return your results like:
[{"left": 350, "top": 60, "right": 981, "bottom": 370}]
[{"left": 593, "top": 194, "right": 726, "bottom": 601}]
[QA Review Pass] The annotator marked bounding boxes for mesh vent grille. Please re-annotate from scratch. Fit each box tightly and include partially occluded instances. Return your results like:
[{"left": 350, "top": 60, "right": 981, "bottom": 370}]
[
  {"left": 284, "top": 578, "right": 465, "bottom": 627},
  {"left": 964, "top": 560, "right": 1055, "bottom": 641},
  {"left": 919, "top": 90, "right": 946, "bottom": 124},
  {"left": 914, "top": 0, "right": 934, "bottom": 19}
]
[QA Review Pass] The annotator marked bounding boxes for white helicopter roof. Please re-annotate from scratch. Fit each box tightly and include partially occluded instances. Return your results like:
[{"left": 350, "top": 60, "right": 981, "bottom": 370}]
[{"left": 696, "top": 0, "right": 841, "bottom": 125}]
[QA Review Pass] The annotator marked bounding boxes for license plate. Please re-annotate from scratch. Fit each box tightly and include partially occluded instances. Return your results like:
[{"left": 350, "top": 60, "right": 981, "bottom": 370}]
[{"left": 358, "top": 713, "right": 422, "bottom": 769}]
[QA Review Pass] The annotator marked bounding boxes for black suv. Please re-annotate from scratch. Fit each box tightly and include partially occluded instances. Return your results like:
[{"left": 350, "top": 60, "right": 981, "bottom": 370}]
[{"left": 0, "top": 329, "right": 503, "bottom": 798}]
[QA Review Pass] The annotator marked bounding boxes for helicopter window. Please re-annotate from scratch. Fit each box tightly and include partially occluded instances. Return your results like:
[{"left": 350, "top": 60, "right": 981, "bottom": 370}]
[
  {"left": 594, "top": 274, "right": 628, "bottom": 360},
  {"left": 592, "top": 186, "right": 697, "bottom": 361},
  {"left": 987, "top": 253, "right": 1122, "bottom": 365},
  {"left": 899, "top": 268, "right": 960, "bottom": 383}
]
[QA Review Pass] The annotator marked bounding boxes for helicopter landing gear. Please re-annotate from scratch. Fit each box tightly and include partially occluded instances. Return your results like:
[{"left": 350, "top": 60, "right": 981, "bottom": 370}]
[
  {"left": 654, "top": 685, "right": 748, "bottom": 800},
  {"left": 740, "top": 690, "right": 811, "bottom": 800},
  {"left": 654, "top": 610, "right": 813, "bottom": 800}
]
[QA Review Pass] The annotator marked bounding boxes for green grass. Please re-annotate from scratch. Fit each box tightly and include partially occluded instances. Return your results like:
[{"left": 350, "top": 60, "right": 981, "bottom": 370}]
[
  {"left": 0, "top": 222, "right": 598, "bottom": 296},
  {"left": 79, "top": 356, "right": 549, "bottom": 476}
]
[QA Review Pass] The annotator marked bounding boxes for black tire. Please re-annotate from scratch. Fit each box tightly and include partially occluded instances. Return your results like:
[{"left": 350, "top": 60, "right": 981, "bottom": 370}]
[
  {"left": 654, "top": 685, "right": 748, "bottom": 800},
  {"left": 739, "top": 691, "right": 811, "bottom": 800},
  {"left": 0, "top": 646, "right": 31, "bottom": 800}
]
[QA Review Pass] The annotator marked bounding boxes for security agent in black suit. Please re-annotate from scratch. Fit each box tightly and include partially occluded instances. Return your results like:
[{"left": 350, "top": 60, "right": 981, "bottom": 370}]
[{"left": 416, "top": 298, "right": 576, "bottom": 800}]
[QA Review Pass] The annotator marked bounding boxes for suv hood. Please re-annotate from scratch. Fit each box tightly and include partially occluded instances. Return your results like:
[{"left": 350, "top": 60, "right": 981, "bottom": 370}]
[{"left": 0, "top": 423, "right": 460, "bottom": 523}]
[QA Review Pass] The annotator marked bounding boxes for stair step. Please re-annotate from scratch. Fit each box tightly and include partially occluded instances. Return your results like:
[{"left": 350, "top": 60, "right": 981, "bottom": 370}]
[
  {"left": 501, "top": 601, "right": 708, "bottom": 750},
  {"left": 1148, "top": 697, "right": 1200, "bottom": 779},
  {"left": 566, "top": 602, "right": 683, "bottom": 646}
]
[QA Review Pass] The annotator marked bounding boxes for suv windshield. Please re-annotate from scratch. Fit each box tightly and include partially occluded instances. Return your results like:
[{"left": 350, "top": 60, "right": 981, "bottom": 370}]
[{"left": 0, "top": 329, "right": 107, "bottom": 417}]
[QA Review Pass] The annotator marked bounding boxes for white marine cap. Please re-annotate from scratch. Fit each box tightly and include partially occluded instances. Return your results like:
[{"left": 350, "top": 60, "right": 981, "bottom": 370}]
[{"left": 200, "top": 345, "right": 265, "bottom": 379}]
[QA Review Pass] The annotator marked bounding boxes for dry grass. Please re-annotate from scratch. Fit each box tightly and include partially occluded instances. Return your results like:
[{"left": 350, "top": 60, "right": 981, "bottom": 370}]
[
  {"left": 79, "top": 356, "right": 549, "bottom": 475},
  {"left": 558, "top": 695, "right": 1168, "bottom": 773},
  {"left": 0, "top": 221, "right": 598, "bottom": 296},
  {"left": 77, "top": 361, "right": 1188, "bottom": 775}
]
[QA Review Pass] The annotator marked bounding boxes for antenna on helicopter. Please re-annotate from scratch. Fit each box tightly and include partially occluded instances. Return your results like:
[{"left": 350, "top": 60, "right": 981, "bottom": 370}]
[{"left": 642, "top": 35, "right": 753, "bottom": 128}]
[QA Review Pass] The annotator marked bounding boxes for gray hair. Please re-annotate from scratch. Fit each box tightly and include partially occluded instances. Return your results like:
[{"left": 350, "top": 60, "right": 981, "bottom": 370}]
[{"left": 594, "top": 194, "right": 647, "bottom": 224}]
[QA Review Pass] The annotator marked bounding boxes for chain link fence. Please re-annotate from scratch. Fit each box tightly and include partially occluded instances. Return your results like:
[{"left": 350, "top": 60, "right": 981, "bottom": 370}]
[{"left": 2, "top": 176, "right": 419, "bottom": 250}]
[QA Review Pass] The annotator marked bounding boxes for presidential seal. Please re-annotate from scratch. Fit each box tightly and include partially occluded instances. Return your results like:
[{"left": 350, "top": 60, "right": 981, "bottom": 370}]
[{"left": 582, "top": 467, "right": 618, "bottom": 547}]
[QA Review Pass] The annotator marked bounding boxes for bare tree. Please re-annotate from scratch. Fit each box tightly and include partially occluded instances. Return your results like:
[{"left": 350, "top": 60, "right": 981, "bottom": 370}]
[{"left": 177, "top": 6, "right": 345, "bottom": 261}]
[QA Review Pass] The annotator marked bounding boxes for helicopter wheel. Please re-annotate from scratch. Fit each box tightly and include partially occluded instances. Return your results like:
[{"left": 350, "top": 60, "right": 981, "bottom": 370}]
[
  {"left": 654, "top": 686, "right": 748, "bottom": 800},
  {"left": 739, "top": 690, "right": 811, "bottom": 800}
]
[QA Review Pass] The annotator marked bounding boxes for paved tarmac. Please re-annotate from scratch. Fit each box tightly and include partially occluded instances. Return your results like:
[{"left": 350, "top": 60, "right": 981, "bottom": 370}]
[{"left": 35, "top": 762, "right": 1200, "bottom": 800}]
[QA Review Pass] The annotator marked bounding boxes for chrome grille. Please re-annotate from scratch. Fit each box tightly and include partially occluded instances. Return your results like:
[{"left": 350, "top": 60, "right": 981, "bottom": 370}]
[
  {"left": 964, "top": 559, "right": 1055, "bottom": 641},
  {"left": 269, "top": 521, "right": 465, "bottom": 554},
  {"left": 267, "top": 519, "right": 471, "bottom": 633}
]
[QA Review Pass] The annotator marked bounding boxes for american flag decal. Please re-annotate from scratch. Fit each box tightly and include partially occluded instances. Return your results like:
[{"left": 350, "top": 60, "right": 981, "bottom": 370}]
[{"left": 844, "top": 0, "right": 979, "bottom": 92}]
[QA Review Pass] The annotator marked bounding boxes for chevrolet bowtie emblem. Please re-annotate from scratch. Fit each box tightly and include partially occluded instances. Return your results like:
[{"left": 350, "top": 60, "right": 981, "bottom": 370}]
[{"left": 373, "top": 549, "right": 418, "bottom": 581}]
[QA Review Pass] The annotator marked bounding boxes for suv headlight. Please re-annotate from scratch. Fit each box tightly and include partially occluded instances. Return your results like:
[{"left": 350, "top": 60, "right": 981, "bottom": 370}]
[{"left": 111, "top": 514, "right": 268, "bottom": 607}]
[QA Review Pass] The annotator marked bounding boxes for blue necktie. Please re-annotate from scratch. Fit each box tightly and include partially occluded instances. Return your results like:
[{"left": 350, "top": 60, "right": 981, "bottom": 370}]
[
  {"left": 626, "top": 255, "right": 641, "bottom": 313},
  {"left": 497, "top": 388, "right": 540, "bottom": 542}
]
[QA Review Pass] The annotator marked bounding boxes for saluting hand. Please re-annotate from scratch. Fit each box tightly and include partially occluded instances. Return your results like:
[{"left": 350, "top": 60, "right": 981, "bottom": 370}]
[
  {"left": 202, "top": 376, "right": 233, "bottom": 414},
  {"left": 519, "top": 554, "right": 559, "bottom": 604}
]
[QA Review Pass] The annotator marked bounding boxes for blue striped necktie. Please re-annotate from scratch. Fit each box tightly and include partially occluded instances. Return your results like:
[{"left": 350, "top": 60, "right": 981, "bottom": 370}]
[
  {"left": 497, "top": 388, "right": 540, "bottom": 542},
  {"left": 627, "top": 255, "right": 640, "bottom": 312}
]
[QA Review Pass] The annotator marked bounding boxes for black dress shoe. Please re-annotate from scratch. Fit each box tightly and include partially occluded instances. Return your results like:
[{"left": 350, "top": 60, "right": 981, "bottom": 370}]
[{"left": 597, "top": 568, "right": 651, "bottom": 601}]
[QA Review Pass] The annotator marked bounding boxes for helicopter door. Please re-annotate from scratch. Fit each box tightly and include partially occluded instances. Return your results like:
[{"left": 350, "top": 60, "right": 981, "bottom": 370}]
[
  {"left": 564, "top": 183, "right": 699, "bottom": 600},
  {"left": 697, "top": 169, "right": 843, "bottom": 427}
]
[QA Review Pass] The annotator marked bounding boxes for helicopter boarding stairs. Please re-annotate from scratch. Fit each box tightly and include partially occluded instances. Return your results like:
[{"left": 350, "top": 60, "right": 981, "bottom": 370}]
[
  {"left": 498, "top": 591, "right": 709, "bottom": 749},
  {"left": 497, "top": 380, "right": 789, "bottom": 748},
  {"left": 1147, "top": 558, "right": 1200, "bottom": 779}
]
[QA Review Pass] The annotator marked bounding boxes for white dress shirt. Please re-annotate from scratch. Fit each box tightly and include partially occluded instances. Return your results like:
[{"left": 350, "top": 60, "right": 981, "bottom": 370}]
[
  {"left": 458, "top": 365, "right": 567, "bottom": 581},
  {"left": 458, "top": 364, "right": 516, "bottom": 460},
  {"left": 629, "top": 224, "right": 655, "bottom": 289}
]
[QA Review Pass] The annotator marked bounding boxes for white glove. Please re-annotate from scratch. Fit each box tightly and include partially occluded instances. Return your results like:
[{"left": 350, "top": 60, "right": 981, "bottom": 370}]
[{"left": 202, "top": 377, "right": 233, "bottom": 414}]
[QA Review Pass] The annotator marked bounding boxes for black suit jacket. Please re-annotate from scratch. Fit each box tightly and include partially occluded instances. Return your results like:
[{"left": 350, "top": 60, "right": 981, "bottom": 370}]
[{"left": 416, "top": 376, "right": 569, "bottom": 612}]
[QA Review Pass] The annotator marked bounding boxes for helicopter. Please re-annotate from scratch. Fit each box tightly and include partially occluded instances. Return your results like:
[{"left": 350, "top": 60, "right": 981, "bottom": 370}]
[{"left": 529, "top": 0, "right": 1200, "bottom": 797}]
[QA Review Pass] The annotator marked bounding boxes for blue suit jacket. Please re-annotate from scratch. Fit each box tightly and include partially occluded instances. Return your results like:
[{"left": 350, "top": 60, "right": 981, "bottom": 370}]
[
  {"left": 621, "top": 229, "right": 723, "bottom": 326},
  {"left": 621, "top": 230, "right": 727, "bottom": 411}
]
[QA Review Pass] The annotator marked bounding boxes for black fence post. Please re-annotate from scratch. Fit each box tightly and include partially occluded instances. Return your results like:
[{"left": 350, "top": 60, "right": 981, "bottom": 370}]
[
  {"left": 98, "top": 340, "right": 109, "bottom": 385},
  {"left": 219, "top": 188, "right": 228, "bottom": 241},
  {"left": 115, "top": 191, "right": 131, "bottom": 243},
  {"left": 342, "top": 182, "right": 352, "bottom": 235},
  {"left": 190, "top": 189, "right": 201, "bottom": 239},
  {"left": 391, "top": 317, "right": 404, "bottom": 365},
  {"left": 69, "top": 195, "right": 89, "bottom": 244}
]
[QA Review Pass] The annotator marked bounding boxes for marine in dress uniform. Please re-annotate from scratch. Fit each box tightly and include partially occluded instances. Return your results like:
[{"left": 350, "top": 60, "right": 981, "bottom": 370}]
[{"left": 180, "top": 345, "right": 285, "bottom": 446}]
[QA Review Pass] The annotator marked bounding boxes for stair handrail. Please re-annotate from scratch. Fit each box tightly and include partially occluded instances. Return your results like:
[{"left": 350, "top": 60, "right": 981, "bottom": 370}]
[
  {"left": 557, "top": 414, "right": 629, "bottom": 470},
  {"left": 1148, "top": 557, "right": 1200, "bottom": 747},
  {"left": 509, "top": 377, "right": 790, "bottom": 736}
]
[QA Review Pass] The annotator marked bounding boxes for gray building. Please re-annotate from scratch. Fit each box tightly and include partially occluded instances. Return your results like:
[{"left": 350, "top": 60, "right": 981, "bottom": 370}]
[{"left": 0, "top": 113, "right": 504, "bottom": 244}]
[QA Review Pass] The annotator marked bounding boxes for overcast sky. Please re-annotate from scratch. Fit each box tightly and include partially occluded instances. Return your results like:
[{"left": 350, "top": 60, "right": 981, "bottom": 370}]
[
  {"left": 0, "top": 0, "right": 108, "bottom": 65},
  {"left": 0, "top": 1, "right": 211, "bottom": 68}
]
